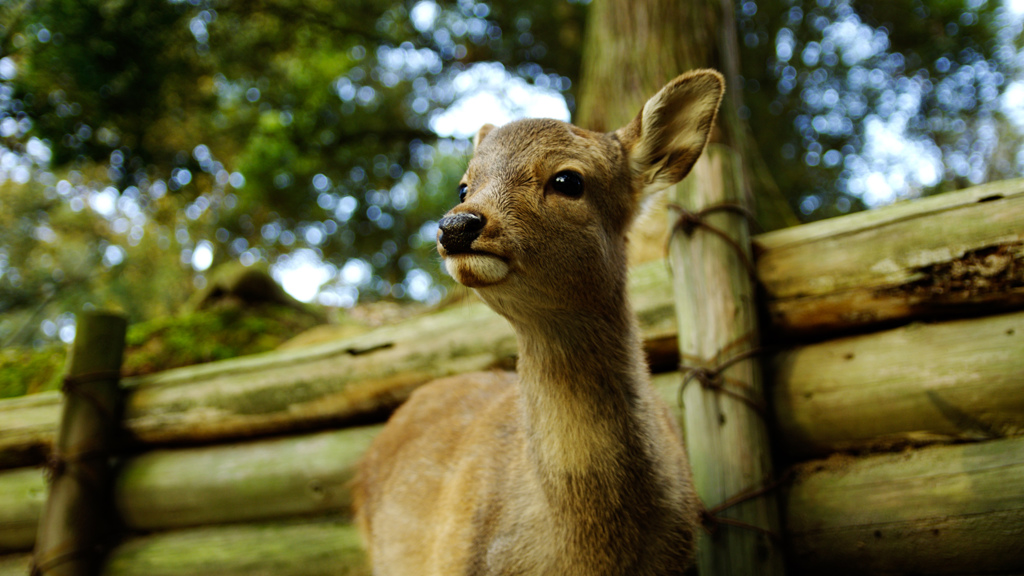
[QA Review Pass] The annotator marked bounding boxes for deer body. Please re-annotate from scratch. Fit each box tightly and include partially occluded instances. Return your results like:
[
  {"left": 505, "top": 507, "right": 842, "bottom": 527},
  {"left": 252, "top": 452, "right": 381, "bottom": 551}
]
[{"left": 355, "top": 71, "right": 725, "bottom": 575}]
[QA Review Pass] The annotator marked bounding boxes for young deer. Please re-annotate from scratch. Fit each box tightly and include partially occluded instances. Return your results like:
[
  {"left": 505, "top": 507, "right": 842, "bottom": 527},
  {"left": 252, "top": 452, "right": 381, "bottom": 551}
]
[{"left": 355, "top": 70, "right": 725, "bottom": 575}]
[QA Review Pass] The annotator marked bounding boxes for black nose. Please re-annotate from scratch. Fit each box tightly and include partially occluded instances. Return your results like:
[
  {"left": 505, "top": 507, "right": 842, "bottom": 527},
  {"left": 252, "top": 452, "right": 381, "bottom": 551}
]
[{"left": 438, "top": 212, "right": 486, "bottom": 254}]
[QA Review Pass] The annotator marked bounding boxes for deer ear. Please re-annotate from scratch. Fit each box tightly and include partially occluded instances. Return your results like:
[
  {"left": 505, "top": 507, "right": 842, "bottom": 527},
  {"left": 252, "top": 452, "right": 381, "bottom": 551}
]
[
  {"left": 474, "top": 123, "right": 497, "bottom": 152},
  {"left": 615, "top": 70, "right": 725, "bottom": 202}
]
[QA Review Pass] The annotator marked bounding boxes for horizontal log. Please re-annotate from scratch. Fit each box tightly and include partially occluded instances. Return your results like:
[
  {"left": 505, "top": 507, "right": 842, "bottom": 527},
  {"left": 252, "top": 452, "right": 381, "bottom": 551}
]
[
  {"left": 786, "top": 436, "right": 1024, "bottom": 575},
  {"left": 0, "top": 467, "right": 44, "bottom": 552},
  {"left": 773, "top": 310, "right": 1024, "bottom": 457},
  {"left": 0, "top": 554, "right": 30, "bottom": 576},
  {"left": 0, "top": 392, "right": 61, "bottom": 469},
  {"left": 756, "top": 178, "right": 1024, "bottom": 335},
  {"left": 101, "top": 520, "right": 368, "bottom": 576},
  {"left": 115, "top": 425, "right": 381, "bottom": 531},
  {"left": 0, "top": 261, "right": 679, "bottom": 469}
]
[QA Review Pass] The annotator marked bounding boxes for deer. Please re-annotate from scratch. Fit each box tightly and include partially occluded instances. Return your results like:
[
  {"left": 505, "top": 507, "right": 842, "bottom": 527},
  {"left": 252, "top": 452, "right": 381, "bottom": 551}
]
[{"left": 354, "top": 69, "right": 725, "bottom": 575}]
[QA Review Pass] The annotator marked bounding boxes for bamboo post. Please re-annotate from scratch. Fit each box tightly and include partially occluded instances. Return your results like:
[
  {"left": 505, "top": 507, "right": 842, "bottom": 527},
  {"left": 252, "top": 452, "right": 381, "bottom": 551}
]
[
  {"left": 32, "top": 312, "right": 127, "bottom": 576},
  {"left": 669, "top": 147, "right": 785, "bottom": 574}
]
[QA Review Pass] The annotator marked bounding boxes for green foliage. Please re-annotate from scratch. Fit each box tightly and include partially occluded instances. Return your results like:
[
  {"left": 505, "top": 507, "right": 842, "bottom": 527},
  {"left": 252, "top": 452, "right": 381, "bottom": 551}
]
[
  {"left": 738, "top": 0, "right": 1022, "bottom": 220},
  {"left": 0, "top": 0, "right": 586, "bottom": 345},
  {"left": 0, "top": 345, "right": 65, "bottom": 398}
]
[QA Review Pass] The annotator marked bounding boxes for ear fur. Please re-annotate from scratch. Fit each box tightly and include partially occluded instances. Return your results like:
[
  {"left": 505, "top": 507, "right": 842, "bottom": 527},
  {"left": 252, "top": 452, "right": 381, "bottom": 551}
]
[
  {"left": 615, "top": 70, "right": 725, "bottom": 203},
  {"left": 474, "top": 123, "right": 496, "bottom": 152}
]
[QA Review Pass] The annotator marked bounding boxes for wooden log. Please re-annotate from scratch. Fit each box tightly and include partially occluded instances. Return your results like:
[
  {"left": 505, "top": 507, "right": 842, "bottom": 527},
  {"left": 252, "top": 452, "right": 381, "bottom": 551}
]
[
  {"left": 100, "top": 520, "right": 368, "bottom": 576},
  {"left": 0, "top": 554, "right": 32, "bottom": 576},
  {"left": 34, "top": 312, "right": 127, "bottom": 576},
  {"left": 0, "top": 261, "right": 678, "bottom": 469},
  {"left": 0, "top": 467, "right": 45, "bottom": 552},
  {"left": 670, "top": 147, "right": 785, "bottom": 574},
  {"left": 0, "top": 393, "right": 61, "bottom": 470},
  {"left": 756, "top": 178, "right": 1024, "bottom": 336},
  {"left": 114, "top": 425, "right": 381, "bottom": 530},
  {"left": 785, "top": 436, "right": 1024, "bottom": 575},
  {"left": 773, "top": 310, "right": 1024, "bottom": 457}
]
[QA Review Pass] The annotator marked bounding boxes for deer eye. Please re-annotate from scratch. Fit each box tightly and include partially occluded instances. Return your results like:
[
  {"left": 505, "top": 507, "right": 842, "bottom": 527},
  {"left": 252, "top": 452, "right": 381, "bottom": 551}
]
[
  {"left": 458, "top": 183, "right": 468, "bottom": 203},
  {"left": 550, "top": 171, "right": 584, "bottom": 198}
]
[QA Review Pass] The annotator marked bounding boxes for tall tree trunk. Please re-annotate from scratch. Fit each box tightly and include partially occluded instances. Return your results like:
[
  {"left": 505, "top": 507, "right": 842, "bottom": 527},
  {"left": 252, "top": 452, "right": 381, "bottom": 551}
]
[
  {"left": 576, "top": 0, "right": 746, "bottom": 264},
  {"left": 576, "top": 2, "right": 787, "bottom": 574}
]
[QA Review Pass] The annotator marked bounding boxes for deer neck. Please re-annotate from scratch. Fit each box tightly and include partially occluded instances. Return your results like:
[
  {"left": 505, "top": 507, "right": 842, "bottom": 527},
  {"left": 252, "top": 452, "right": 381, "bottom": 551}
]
[{"left": 509, "top": 291, "right": 657, "bottom": 507}]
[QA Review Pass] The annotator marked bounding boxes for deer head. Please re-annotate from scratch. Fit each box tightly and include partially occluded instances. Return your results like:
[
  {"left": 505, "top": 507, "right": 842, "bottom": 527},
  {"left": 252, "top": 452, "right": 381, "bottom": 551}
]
[{"left": 437, "top": 70, "right": 724, "bottom": 322}]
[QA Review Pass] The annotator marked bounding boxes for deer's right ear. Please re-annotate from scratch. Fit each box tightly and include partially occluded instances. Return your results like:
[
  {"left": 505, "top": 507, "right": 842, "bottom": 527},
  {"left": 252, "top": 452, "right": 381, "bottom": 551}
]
[
  {"left": 474, "top": 123, "right": 497, "bottom": 152},
  {"left": 615, "top": 70, "right": 725, "bottom": 201}
]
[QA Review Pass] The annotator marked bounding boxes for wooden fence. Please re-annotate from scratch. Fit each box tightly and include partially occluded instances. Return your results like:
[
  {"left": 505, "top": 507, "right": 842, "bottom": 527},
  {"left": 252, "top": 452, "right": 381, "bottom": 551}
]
[{"left": 0, "top": 179, "right": 1022, "bottom": 575}]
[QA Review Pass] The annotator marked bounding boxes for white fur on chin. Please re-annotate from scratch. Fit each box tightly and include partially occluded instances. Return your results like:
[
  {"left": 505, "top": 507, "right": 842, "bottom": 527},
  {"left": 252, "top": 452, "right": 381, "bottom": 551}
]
[{"left": 444, "top": 253, "right": 511, "bottom": 287}]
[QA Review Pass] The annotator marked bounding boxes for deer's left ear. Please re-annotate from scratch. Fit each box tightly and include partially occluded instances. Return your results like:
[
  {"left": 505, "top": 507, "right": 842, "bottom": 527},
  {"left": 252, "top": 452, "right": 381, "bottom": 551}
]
[
  {"left": 474, "top": 123, "right": 497, "bottom": 152},
  {"left": 614, "top": 70, "right": 725, "bottom": 202}
]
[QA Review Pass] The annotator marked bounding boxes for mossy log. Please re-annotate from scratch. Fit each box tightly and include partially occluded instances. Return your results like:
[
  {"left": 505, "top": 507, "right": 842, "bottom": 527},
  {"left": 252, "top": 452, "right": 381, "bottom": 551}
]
[
  {"left": 773, "top": 310, "right": 1024, "bottom": 457},
  {"left": 0, "top": 262, "right": 677, "bottom": 469},
  {"left": 100, "top": 520, "right": 368, "bottom": 576},
  {"left": 756, "top": 178, "right": 1024, "bottom": 336},
  {"left": 785, "top": 436, "right": 1024, "bottom": 575}
]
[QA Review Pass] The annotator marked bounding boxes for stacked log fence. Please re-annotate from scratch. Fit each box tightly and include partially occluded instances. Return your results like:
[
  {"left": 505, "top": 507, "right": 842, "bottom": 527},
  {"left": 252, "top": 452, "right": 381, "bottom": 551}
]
[{"left": 0, "top": 179, "right": 1022, "bottom": 574}]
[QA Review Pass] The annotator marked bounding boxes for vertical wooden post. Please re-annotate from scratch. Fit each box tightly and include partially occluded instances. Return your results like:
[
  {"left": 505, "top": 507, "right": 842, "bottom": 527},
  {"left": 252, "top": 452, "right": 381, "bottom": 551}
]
[
  {"left": 32, "top": 312, "right": 127, "bottom": 576},
  {"left": 669, "top": 147, "right": 786, "bottom": 575}
]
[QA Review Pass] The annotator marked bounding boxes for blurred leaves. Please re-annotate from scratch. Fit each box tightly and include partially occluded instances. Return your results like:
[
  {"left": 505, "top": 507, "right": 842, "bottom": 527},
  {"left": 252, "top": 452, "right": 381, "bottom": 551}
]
[
  {"left": 0, "top": 0, "right": 1022, "bottom": 355},
  {"left": 739, "top": 0, "right": 1023, "bottom": 219},
  {"left": 0, "top": 0, "right": 586, "bottom": 347}
]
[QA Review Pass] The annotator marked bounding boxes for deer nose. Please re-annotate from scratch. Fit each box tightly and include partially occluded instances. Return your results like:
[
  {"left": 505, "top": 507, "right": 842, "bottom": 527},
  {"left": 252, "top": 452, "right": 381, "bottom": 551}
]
[{"left": 438, "top": 212, "right": 486, "bottom": 254}]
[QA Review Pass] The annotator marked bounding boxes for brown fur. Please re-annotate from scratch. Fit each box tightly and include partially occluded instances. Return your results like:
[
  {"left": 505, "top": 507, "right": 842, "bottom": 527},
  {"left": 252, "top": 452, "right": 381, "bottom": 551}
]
[{"left": 354, "top": 70, "right": 725, "bottom": 575}]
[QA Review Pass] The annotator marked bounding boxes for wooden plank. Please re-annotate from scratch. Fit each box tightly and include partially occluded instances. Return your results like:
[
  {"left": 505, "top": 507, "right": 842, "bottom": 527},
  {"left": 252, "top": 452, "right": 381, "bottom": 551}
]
[
  {"left": 101, "top": 521, "right": 368, "bottom": 576},
  {"left": 671, "top": 147, "right": 785, "bottom": 574},
  {"left": 786, "top": 436, "right": 1024, "bottom": 575},
  {"left": 773, "top": 310, "right": 1024, "bottom": 457},
  {"left": 755, "top": 179, "right": 1024, "bottom": 335}
]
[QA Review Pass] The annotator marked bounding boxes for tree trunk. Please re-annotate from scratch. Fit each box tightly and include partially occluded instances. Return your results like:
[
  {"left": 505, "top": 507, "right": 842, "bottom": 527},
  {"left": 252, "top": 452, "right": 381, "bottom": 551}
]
[
  {"left": 575, "top": 0, "right": 787, "bottom": 573},
  {"left": 575, "top": 0, "right": 746, "bottom": 266}
]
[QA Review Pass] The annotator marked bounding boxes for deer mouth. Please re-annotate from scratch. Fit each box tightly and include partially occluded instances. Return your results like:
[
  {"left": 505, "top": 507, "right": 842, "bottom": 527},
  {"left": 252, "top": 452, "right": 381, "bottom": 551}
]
[{"left": 443, "top": 251, "right": 511, "bottom": 287}]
